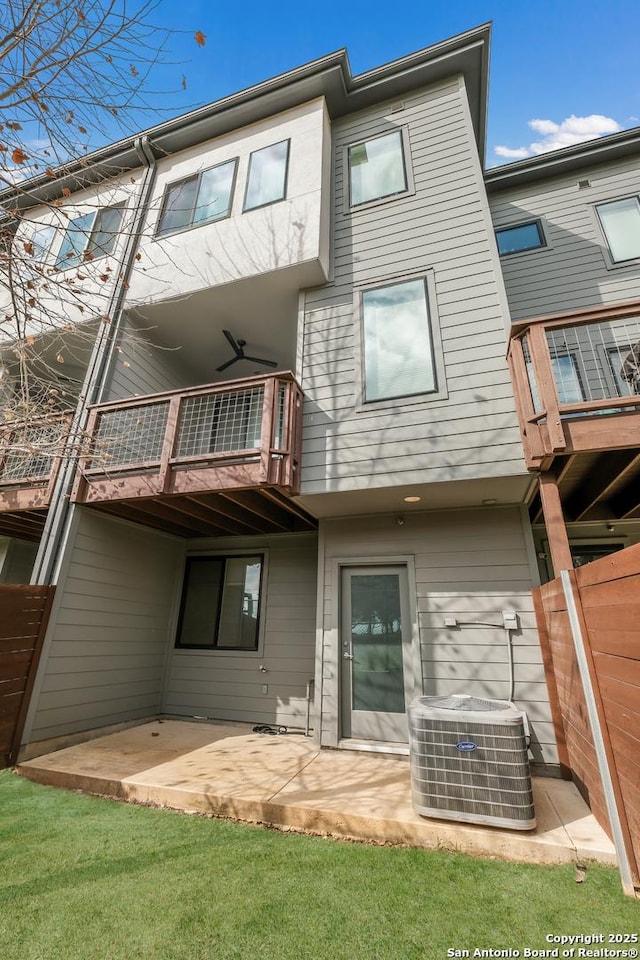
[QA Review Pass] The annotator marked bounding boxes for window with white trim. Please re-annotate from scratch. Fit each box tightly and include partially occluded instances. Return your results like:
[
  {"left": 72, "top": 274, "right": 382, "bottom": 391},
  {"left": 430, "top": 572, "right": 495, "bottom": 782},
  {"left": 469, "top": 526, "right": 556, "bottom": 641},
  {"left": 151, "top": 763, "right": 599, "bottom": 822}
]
[
  {"left": 175, "top": 554, "right": 263, "bottom": 651},
  {"left": 361, "top": 277, "right": 437, "bottom": 403}
]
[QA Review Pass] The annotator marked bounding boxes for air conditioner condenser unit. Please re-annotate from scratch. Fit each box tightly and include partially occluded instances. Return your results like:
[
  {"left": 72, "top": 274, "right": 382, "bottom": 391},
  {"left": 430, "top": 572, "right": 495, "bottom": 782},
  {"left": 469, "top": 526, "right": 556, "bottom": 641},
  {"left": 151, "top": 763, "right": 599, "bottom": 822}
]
[{"left": 408, "top": 694, "right": 536, "bottom": 830}]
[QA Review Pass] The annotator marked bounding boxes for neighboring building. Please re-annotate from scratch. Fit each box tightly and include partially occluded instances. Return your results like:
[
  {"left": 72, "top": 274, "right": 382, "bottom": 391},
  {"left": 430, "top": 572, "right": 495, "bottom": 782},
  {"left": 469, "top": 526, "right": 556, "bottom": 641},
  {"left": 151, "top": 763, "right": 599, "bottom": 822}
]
[
  {"left": 487, "top": 134, "right": 640, "bottom": 581},
  {"left": 1, "top": 24, "right": 638, "bottom": 771}
]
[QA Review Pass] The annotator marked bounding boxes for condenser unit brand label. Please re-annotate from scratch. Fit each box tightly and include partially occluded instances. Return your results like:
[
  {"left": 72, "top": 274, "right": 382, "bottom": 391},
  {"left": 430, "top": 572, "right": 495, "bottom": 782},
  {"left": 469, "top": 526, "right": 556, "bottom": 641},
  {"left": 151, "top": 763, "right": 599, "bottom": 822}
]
[{"left": 455, "top": 741, "right": 477, "bottom": 752}]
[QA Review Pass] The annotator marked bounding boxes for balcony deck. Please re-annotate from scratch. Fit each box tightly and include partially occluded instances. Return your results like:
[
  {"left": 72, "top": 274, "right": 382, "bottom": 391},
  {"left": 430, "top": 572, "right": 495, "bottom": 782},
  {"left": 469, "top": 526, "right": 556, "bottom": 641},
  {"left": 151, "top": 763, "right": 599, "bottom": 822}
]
[
  {"left": 508, "top": 301, "right": 640, "bottom": 523},
  {"left": 0, "top": 414, "right": 70, "bottom": 541},
  {"left": 72, "top": 372, "right": 317, "bottom": 538}
]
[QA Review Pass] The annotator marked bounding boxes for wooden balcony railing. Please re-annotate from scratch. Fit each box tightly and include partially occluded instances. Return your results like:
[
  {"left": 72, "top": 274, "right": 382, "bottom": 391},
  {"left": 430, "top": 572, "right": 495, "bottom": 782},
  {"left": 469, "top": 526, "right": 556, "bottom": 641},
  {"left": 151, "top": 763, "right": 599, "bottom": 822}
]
[
  {"left": 0, "top": 413, "right": 71, "bottom": 515},
  {"left": 73, "top": 372, "right": 304, "bottom": 506},
  {"left": 508, "top": 302, "right": 640, "bottom": 470}
]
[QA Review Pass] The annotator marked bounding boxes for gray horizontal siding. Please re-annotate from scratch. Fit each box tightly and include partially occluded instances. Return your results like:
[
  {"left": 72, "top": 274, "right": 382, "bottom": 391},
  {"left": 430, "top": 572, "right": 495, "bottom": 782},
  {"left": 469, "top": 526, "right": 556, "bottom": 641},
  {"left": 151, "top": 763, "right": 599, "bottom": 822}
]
[
  {"left": 301, "top": 78, "right": 523, "bottom": 493},
  {"left": 104, "top": 315, "right": 193, "bottom": 401},
  {"left": 318, "top": 507, "right": 556, "bottom": 765},
  {"left": 26, "top": 510, "right": 183, "bottom": 743},
  {"left": 162, "top": 533, "right": 318, "bottom": 729},
  {"left": 489, "top": 155, "right": 640, "bottom": 320}
]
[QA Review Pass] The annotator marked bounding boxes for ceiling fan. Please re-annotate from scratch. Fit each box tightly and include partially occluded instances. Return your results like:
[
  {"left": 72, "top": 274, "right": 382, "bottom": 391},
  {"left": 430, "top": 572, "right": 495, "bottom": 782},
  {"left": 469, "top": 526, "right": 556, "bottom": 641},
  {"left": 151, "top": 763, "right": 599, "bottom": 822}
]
[{"left": 216, "top": 329, "right": 278, "bottom": 372}]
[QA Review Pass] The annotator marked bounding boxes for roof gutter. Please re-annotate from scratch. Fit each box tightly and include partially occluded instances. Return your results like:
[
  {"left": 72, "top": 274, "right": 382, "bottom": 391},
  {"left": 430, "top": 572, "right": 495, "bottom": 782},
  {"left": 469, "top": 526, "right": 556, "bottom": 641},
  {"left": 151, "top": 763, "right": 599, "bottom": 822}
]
[
  {"left": 3, "top": 24, "right": 491, "bottom": 210},
  {"left": 485, "top": 125, "right": 640, "bottom": 191}
]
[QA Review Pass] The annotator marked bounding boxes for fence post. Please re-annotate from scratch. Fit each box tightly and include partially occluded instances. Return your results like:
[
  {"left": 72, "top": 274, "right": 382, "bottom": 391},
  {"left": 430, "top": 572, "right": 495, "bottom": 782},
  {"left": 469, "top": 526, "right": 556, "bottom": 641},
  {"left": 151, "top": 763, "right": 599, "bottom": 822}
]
[{"left": 560, "top": 569, "right": 637, "bottom": 896}]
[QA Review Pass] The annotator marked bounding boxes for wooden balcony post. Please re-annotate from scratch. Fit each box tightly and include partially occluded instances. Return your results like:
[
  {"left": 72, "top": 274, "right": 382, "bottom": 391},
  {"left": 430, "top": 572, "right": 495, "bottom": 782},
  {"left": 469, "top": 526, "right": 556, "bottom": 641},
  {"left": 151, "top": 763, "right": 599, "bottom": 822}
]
[
  {"left": 71, "top": 407, "right": 99, "bottom": 502},
  {"left": 259, "top": 377, "right": 276, "bottom": 484},
  {"left": 527, "top": 323, "right": 566, "bottom": 453},
  {"left": 507, "top": 336, "right": 545, "bottom": 468},
  {"left": 159, "top": 396, "right": 181, "bottom": 494},
  {"left": 539, "top": 472, "right": 573, "bottom": 575}
]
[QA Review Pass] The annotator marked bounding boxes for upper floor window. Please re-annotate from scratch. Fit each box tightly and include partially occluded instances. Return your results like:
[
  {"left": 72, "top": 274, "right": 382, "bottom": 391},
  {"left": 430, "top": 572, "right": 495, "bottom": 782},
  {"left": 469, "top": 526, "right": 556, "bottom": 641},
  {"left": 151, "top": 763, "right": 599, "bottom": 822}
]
[
  {"left": 30, "top": 224, "right": 56, "bottom": 260},
  {"left": 175, "top": 554, "right": 263, "bottom": 651},
  {"left": 495, "top": 220, "right": 545, "bottom": 256},
  {"left": 243, "top": 140, "right": 290, "bottom": 211},
  {"left": 596, "top": 196, "right": 640, "bottom": 263},
  {"left": 361, "top": 277, "right": 436, "bottom": 402},
  {"left": 157, "top": 159, "right": 238, "bottom": 236},
  {"left": 348, "top": 130, "right": 408, "bottom": 207},
  {"left": 56, "top": 203, "right": 126, "bottom": 268}
]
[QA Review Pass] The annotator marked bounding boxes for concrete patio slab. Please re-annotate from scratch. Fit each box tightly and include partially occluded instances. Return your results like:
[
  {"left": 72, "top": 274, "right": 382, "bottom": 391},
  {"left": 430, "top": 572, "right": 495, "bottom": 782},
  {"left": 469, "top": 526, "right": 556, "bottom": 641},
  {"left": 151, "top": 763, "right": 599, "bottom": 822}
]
[{"left": 16, "top": 719, "right": 617, "bottom": 870}]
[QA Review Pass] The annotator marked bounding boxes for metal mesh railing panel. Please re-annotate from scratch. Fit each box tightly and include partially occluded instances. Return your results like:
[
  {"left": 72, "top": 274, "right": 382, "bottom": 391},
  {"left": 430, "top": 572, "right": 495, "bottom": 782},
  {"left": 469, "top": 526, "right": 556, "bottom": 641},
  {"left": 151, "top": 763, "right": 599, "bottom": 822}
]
[
  {"left": 176, "top": 387, "right": 264, "bottom": 459},
  {"left": 274, "top": 382, "right": 287, "bottom": 449},
  {"left": 546, "top": 315, "right": 640, "bottom": 402},
  {"left": 520, "top": 335, "right": 540, "bottom": 412},
  {"left": 0, "top": 423, "right": 66, "bottom": 483},
  {"left": 89, "top": 402, "right": 169, "bottom": 469}
]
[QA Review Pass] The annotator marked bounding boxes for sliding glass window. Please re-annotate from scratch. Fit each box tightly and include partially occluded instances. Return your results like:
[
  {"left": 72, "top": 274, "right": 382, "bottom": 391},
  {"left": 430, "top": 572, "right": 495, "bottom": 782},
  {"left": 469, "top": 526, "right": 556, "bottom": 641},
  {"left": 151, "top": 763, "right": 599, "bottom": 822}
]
[{"left": 176, "top": 555, "right": 263, "bottom": 651}]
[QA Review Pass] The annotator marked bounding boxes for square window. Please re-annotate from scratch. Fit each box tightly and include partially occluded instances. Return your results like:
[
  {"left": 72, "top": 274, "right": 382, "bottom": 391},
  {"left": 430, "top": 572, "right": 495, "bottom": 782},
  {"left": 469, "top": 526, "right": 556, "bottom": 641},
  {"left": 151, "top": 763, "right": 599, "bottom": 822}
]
[
  {"left": 157, "top": 159, "right": 237, "bottom": 236},
  {"left": 362, "top": 278, "right": 436, "bottom": 402},
  {"left": 243, "top": 140, "right": 290, "bottom": 211},
  {"left": 495, "top": 221, "right": 545, "bottom": 256},
  {"left": 348, "top": 130, "right": 407, "bottom": 207},
  {"left": 176, "top": 555, "right": 263, "bottom": 651},
  {"left": 596, "top": 196, "right": 640, "bottom": 263},
  {"left": 56, "top": 204, "right": 125, "bottom": 267}
]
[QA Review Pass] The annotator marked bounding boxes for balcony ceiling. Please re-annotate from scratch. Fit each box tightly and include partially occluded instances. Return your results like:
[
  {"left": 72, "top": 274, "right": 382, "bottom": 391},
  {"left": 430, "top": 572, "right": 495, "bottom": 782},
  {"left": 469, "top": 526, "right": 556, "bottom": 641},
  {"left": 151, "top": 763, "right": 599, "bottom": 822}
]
[
  {"left": 86, "top": 488, "right": 317, "bottom": 539},
  {"left": 0, "top": 509, "right": 47, "bottom": 542},
  {"left": 128, "top": 267, "right": 312, "bottom": 385},
  {"left": 530, "top": 449, "right": 640, "bottom": 524}
]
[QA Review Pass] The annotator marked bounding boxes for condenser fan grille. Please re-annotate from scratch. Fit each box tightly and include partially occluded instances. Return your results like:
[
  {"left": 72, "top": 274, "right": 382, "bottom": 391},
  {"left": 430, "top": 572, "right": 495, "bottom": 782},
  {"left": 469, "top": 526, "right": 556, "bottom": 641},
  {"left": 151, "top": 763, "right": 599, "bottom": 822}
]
[{"left": 408, "top": 697, "right": 536, "bottom": 830}]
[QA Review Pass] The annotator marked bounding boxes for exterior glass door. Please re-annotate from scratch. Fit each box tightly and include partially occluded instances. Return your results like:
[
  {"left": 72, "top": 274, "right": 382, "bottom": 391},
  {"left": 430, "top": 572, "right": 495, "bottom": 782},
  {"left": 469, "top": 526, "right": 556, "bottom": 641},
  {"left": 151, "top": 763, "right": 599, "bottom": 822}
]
[{"left": 340, "top": 566, "right": 414, "bottom": 742}]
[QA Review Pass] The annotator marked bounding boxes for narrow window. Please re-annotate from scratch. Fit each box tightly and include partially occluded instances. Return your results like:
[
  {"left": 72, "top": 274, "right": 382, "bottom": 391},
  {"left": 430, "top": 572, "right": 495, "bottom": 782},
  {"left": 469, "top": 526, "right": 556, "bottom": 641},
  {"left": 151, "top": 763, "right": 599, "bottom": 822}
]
[
  {"left": 31, "top": 224, "right": 56, "bottom": 260},
  {"left": 86, "top": 203, "right": 126, "bottom": 258},
  {"left": 596, "top": 196, "right": 640, "bottom": 263},
  {"left": 193, "top": 160, "right": 236, "bottom": 224},
  {"left": 495, "top": 221, "right": 545, "bottom": 256},
  {"left": 56, "top": 212, "right": 95, "bottom": 267},
  {"left": 157, "top": 178, "right": 199, "bottom": 235},
  {"left": 157, "top": 159, "right": 237, "bottom": 236},
  {"left": 243, "top": 140, "right": 289, "bottom": 211},
  {"left": 362, "top": 278, "right": 436, "bottom": 402},
  {"left": 348, "top": 131, "right": 407, "bottom": 207},
  {"left": 176, "top": 555, "right": 263, "bottom": 651}
]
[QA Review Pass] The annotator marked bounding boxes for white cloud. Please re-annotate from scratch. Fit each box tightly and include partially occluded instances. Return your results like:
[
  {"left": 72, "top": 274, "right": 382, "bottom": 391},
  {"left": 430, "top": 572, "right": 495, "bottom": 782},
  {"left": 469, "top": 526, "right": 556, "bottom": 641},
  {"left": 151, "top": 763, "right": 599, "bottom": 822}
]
[
  {"left": 493, "top": 113, "right": 622, "bottom": 162},
  {"left": 494, "top": 145, "right": 530, "bottom": 159}
]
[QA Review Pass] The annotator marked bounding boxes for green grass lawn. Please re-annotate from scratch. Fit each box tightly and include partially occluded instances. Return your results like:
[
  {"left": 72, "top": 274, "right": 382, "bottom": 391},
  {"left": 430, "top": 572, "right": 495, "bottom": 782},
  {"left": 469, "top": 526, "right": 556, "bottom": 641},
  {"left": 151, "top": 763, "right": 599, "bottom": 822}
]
[{"left": 0, "top": 770, "right": 636, "bottom": 960}]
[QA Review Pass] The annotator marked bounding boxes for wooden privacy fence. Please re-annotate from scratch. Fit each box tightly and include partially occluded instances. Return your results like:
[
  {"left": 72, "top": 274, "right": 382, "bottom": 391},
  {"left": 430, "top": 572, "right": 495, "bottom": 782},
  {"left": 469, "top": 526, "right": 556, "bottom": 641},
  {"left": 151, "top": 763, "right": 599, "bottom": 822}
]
[
  {"left": 0, "top": 585, "right": 55, "bottom": 768},
  {"left": 533, "top": 543, "right": 640, "bottom": 896}
]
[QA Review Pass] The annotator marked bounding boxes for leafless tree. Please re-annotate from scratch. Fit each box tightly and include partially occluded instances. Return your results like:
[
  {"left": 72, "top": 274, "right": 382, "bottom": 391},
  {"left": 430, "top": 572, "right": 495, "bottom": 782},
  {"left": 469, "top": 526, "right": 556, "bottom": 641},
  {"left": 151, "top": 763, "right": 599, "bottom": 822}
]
[{"left": 0, "top": 1, "right": 204, "bottom": 477}]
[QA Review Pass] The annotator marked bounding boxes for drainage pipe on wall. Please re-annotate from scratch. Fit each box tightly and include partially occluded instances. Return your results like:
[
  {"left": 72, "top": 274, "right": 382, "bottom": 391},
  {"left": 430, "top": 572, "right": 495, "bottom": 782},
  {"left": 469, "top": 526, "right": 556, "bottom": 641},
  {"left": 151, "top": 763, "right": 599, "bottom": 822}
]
[{"left": 31, "top": 136, "right": 158, "bottom": 587}]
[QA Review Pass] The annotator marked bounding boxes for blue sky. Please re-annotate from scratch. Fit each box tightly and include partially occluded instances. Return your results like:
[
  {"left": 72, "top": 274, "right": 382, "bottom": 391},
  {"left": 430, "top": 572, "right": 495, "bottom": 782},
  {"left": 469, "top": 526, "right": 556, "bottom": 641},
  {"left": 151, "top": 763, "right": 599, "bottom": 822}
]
[{"left": 145, "top": 0, "right": 640, "bottom": 166}]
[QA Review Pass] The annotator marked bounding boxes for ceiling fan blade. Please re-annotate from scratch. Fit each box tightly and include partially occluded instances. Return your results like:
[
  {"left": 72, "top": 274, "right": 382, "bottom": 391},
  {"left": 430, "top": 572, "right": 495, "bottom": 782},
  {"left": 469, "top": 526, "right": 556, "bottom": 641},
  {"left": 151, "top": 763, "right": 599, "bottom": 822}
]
[
  {"left": 222, "top": 329, "right": 240, "bottom": 354},
  {"left": 243, "top": 355, "right": 278, "bottom": 368},
  {"left": 216, "top": 356, "right": 239, "bottom": 372}
]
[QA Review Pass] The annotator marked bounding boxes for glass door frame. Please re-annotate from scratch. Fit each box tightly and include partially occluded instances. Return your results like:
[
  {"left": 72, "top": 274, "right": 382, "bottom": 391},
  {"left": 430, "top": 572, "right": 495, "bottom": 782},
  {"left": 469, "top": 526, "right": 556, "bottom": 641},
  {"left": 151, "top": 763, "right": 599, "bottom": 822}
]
[{"left": 337, "top": 558, "right": 422, "bottom": 743}]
